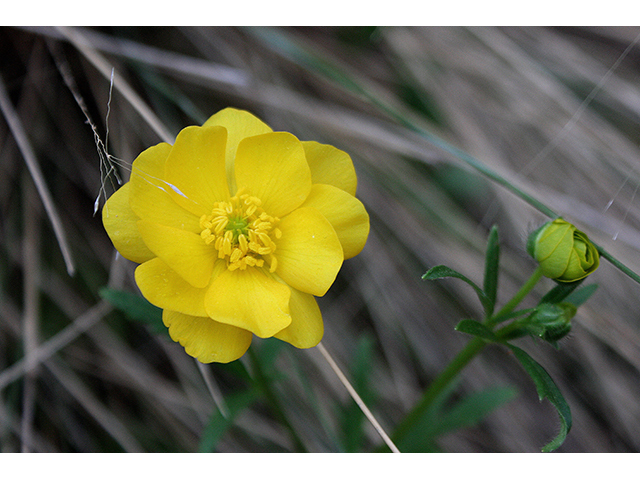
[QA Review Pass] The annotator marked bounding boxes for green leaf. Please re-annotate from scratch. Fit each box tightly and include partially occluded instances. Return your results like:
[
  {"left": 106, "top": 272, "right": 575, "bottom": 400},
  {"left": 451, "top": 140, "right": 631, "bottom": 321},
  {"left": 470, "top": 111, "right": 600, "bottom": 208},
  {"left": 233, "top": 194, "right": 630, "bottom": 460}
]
[
  {"left": 565, "top": 284, "right": 598, "bottom": 307},
  {"left": 455, "top": 319, "right": 498, "bottom": 342},
  {"left": 254, "top": 337, "right": 287, "bottom": 373},
  {"left": 198, "top": 390, "right": 258, "bottom": 452},
  {"left": 99, "top": 288, "right": 166, "bottom": 336},
  {"left": 428, "top": 386, "right": 519, "bottom": 439},
  {"left": 490, "top": 307, "right": 536, "bottom": 326},
  {"left": 394, "top": 379, "right": 460, "bottom": 452},
  {"left": 397, "top": 383, "right": 518, "bottom": 452},
  {"left": 423, "top": 265, "right": 491, "bottom": 313},
  {"left": 540, "top": 279, "right": 584, "bottom": 305},
  {"left": 508, "top": 345, "right": 572, "bottom": 452},
  {"left": 483, "top": 225, "right": 500, "bottom": 316}
]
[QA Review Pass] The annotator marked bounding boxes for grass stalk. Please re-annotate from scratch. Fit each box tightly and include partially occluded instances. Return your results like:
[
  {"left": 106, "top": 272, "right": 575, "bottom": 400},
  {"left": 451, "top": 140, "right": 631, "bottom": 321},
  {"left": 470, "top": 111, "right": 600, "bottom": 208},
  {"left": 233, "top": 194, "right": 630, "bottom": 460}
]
[{"left": 316, "top": 342, "right": 400, "bottom": 453}]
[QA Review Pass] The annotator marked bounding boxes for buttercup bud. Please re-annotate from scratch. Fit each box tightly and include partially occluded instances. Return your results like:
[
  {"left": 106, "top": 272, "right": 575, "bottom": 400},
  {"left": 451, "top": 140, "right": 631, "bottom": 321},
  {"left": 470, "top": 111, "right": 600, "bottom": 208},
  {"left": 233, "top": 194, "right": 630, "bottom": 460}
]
[
  {"left": 527, "top": 219, "right": 599, "bottom": 283},
  {"left": 530, "top": 302, "right": 576, "bottom": 343}
]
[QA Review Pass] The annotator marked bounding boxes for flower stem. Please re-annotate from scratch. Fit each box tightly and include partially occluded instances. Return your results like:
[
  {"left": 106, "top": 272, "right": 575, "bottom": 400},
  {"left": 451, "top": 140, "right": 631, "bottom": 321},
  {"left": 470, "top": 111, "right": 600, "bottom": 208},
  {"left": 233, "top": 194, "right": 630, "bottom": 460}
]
[
  {"left": 597, "top": 244, "right": 640, "bottom": 285},
  {"left": 389, "top": 336, "right": 487, "bottom": 449},
  {"left": 389, "top": 266, "right": 544, "bottom": 449},
  {"left": 488, "top": 266, "right": 544, "bottom": 327}
]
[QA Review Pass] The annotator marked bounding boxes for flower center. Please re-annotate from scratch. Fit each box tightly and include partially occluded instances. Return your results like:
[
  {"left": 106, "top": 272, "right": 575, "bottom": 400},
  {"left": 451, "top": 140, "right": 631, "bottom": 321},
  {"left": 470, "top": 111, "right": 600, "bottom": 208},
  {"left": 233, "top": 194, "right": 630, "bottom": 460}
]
[{"left": 199, "top": 189, "right": 281, "bottom": 272}]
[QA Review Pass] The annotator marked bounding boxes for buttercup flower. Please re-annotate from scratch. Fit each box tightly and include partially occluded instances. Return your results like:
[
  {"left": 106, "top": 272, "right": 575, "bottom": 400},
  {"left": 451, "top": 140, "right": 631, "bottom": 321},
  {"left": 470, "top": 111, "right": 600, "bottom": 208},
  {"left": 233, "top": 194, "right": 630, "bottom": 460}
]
[
  {"left": 103, "top": 108, "right": 369, "bottom": 363},
  {"left": 527, "top": 218, "right": 599, "bottom": 282}
]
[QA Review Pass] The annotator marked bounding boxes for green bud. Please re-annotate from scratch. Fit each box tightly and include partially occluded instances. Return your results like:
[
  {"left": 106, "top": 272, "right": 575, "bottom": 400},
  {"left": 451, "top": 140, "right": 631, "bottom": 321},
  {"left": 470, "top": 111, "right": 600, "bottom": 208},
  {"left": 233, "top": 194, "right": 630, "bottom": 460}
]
[
  {"left": 527, "top": 219, "right": 599, "bottom": 282},
  {"left": 530, "top": 302, "right": 576, "bottom": 343}
]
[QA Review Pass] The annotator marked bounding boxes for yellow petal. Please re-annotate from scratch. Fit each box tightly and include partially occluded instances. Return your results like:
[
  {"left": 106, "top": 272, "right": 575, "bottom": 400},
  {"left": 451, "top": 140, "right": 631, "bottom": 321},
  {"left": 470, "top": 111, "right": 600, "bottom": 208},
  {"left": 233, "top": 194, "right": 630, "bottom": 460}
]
[
  {"left": 137, "top": 220, "right": 217, "bottom": 289},
  {"left": 102, "top": 183, "right": 155, "bottom": 263},
  {"left": 301, "top": 184, "right": 369, "bottom": 259},
  {"left": 275, "top": 207, "right": 343, "bottom": 297},
  {"left": 303, "top": 141, "right": 357, "bottom": 196},
  {"left": 536, "top": 223, "right": 573, "bottom": 278},
  {"left": 274, "top": 287, "right": 323, "bottom": 348},
  {"left": 129, "top": 142, "right": 202, "bottom": 233},
  {"left": 163, "top": 125, "right": 230, "bottom": 215},
  {"left": 163, "top": 310, "right": 252, "bottom": 363},
  {"left": 132, "top": 141, "right": 170, "bottom": 174},
  {"left": 202, "top": 108, "right": 273, "bottom": 188},
  {"left": 564, "top": 249, "right": 587, "bottom": 281},
  {"left": 204, "top": 267, "right": 291, "bottom": 338},
  {"left": 134, "top": 257, "right": 211, "bottom": 317},
  {"left": 234, "top": 132, "right": 311, "bottom": 218}
]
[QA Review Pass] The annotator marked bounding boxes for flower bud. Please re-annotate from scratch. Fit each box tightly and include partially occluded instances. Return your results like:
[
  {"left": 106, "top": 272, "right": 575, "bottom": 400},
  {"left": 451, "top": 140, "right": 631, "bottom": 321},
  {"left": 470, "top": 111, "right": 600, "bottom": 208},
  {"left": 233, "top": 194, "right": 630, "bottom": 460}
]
[
  {"left": 527, "top": 219, "right": 599, "bottom": 282},
  {"left": 530, "top": 302, "right": 576, "bottom": 343}
]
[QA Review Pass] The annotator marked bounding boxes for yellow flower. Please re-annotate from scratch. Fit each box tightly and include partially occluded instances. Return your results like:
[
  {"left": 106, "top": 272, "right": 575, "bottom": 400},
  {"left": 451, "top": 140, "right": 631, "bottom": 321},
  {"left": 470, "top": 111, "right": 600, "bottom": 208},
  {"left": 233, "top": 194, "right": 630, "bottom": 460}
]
[
  {"left": 103, "top": 108, "right": 369, "bottom": 363},
  {"left": 527, "top": 218, "right": 599, "bottom": 283}
]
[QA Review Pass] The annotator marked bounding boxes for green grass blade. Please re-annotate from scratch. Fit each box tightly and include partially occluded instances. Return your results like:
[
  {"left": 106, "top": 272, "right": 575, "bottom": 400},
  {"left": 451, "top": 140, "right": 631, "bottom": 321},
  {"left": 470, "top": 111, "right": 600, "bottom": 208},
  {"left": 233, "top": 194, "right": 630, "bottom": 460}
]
[
  {"left": 249, "top": 26, "right": 640, "bottom": 287},
  {"left": 339, "top": 335, "right": 376, "bottom": 452},
  {"left": 429, "top": 386, "right": 519, "bottom": 440},
  {"left": 396, "top": 383, "right": 517, "bottom": 452}
]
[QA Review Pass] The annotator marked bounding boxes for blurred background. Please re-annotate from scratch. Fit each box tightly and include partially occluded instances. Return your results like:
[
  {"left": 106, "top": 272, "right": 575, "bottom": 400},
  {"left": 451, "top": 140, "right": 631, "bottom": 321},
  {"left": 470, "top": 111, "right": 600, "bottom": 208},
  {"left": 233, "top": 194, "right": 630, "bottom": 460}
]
[{"left": 2, "top": 26, "right": 640, "bottom": 452}]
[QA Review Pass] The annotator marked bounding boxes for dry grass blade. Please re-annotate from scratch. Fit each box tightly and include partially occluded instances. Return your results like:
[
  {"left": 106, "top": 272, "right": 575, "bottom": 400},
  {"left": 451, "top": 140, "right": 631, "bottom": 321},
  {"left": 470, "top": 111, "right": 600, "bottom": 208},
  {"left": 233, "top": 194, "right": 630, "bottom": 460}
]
[
  {"left": 0, "top": 74, "right": 75, "bottom": 276},
  {"left": 316, "top": 342, "right": 400, "bottom": 453},
  {"left": 0, "top": 301, "right": 112, "bottom": 393},
  {"left": 20, "top": 179, "right": 40, "bottom": 452},
  {"left": 2, "top": 26, "right": 640, "bottom": 453},
  {"left": 54, "top": 26, "right": 174, "bottom": 144},
  {"left": 44, "top": 358, "right": 143, "bottom": 452}
]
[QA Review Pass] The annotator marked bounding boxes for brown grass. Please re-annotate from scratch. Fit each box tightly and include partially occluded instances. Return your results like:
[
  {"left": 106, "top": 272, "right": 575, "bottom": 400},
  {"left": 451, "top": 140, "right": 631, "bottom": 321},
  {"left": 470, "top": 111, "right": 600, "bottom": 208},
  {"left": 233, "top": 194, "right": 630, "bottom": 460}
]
[{"left": 1, "top": 26, "right": 640, "bottom": 452}]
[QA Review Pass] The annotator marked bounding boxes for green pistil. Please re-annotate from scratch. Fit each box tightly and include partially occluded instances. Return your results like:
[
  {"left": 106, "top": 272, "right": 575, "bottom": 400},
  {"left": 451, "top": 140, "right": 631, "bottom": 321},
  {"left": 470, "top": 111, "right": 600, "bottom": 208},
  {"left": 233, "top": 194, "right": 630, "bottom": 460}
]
[{"left": 226, "top": 216, "right": 248, "bottom": 241}]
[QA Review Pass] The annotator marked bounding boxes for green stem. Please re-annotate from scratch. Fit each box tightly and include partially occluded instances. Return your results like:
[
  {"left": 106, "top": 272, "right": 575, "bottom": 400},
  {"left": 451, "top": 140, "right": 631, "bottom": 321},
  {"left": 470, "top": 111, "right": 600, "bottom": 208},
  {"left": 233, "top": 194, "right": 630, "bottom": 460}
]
[
  {"left": 488, "top": 266, "right": 544, "bottom": 327},
  {"left": 247, "top": 347, "right": 307, "bottom": 452},
  {"left": 388, "top": 336, "right": 487, "bottom": 448},
  {"left": 494, "top": 316, "right": 531, "bottom": 342},
  {"left": 597, "top": 244, "right": 640, "bottom": 285},
  {"left": 252, "top": 26, "right": 640, "bottom": 288},
  {"left": 388, "top": 267, "right": 544, "bottom": 450}
]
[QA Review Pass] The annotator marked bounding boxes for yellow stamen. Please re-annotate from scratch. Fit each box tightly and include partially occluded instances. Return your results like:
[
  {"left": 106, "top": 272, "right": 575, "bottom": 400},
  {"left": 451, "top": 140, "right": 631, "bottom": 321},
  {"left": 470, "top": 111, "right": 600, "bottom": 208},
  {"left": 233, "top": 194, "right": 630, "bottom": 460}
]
[{"left": 199, "top": 190, "right": 280, "bottom": 271}]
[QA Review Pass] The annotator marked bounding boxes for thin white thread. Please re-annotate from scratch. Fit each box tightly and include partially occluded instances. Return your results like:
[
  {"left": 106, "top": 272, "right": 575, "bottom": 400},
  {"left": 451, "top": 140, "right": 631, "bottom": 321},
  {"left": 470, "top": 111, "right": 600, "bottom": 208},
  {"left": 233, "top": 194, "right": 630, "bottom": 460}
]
[
  {"left": 50, "top": 42, "right": 125, "bottom": 216},
  {"left": 316, "top": 342, "right": 400, "bottom": 453},
  {"left": 519, "top": 31, "right": 640, "bottom": 179},
  {"left": 55, "top": 26, "right": 174, "bottom": 144},
  {"left": 105, "top": 68, "right": 114, "bottom": 156},
  {"left": 93, "top": 67, "right": 121, "bottom": 215},
  {"left": 95, "top": 70, "right": 118, "bottom": 215},
  {"left": 53, "top": 43, "right": 192, "bottom": 217},
  {"left": 603, "top": 175, "right": 629, "bottom": 213},
  {"left": 612, "top": 177, "right": 640, "bottom": 241},
  {"left": 478, "top": 32, "right": 640, "bottom": 234}
]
